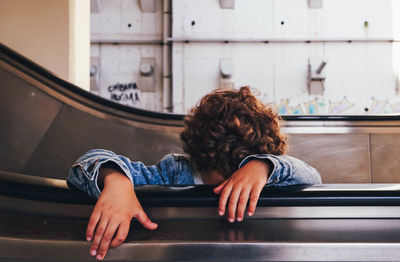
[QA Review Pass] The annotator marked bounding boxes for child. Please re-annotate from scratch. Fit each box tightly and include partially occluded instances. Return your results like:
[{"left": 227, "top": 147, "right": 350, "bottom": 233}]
[{"left": 67, "top": 86, "right": 321, "bottom": 260}]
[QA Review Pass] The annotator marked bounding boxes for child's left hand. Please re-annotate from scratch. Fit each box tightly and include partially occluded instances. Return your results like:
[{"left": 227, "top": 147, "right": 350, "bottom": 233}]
[{"left": 213, "top": 160, "right": 271, "bottom": 222}]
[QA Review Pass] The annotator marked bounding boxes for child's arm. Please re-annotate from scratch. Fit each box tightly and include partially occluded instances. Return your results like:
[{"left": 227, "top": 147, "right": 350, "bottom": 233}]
[
  {"left": 213, "top": 154, "right": 321, "bottom": 222},
  {"left": 67, "top": 149, "right": 193, "bottom": 260},
  {"left": 87, "top": 167, "right": 157, "bottom": 260},
  {"left": 67, "top": 149, "right": 193, "bottom": 199}
]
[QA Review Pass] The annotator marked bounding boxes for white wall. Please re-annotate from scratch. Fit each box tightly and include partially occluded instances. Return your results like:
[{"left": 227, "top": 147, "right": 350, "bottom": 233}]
[
  {"left": 90, "top": 0, "right": 165, "bottom": 111},
  {"left": 173, "top": 0, "right": 394, "bottom": 39},
  {"left": 172, "top": 0, "right": 400, "bottom": 114},
  {"left": 89, "top": 0, "right": 400, "bottom": 114},
  {"left": 91, "top": 44, "right": 164, "bottom": 111},
  {"left": 91, "top": 0, "right": 162, "bottom": 42}
]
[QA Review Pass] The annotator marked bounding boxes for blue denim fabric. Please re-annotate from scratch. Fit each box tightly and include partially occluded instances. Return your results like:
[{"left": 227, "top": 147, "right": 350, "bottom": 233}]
[{"left": 67, "top": 149, "right": 321, "bottom": 199}]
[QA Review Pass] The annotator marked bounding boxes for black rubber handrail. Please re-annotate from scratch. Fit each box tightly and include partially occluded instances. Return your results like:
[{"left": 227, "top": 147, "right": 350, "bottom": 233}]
[
  {"left": 2, "top": 42, "right": 400, "bottom": 122},
  {"left": 2, "top": 170, "right": 400, "bottom": 207}
]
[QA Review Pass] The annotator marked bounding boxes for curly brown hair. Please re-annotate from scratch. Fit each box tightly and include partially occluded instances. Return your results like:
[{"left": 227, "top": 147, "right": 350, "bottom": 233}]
[{"left": 180, "top": 86, "right": 287, "bottom": 179}]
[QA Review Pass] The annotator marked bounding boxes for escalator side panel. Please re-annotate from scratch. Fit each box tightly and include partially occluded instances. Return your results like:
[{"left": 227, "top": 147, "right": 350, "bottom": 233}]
[
  {"left": 0, "top": 67, "right": 63, "bottom": 173},
  {"left": 23, "top": 105, "right": 183, "bottom": 179}
]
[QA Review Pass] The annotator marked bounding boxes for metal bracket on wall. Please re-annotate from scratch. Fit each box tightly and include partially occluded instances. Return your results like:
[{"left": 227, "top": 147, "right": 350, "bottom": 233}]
[
  {"left": 219, "top": 58, "right": 234, "bottom": 89},
  {"left": 91, "top": 0, "right": 102, "bottom": 13},
  {"left": 139, "top": 0, "right": 157, "bottom": 13},
  {"left": 308, "top": 0, "right": 323, "bottom": 8},
  {"left": 220, "top": 0, "right": 235, "bottom": 9},
  {"left": 396, "top": 74, "right": 400, "bottom": 96},
  {"left": 220, "top": 58, "right": 234, "bottom": 79},
  {"left": 139, "top": 57, "right": 156, "bottom": 92},
  {"left": 307, "top": 59, "right": 327, "bottom": 95},
  {"left": 90, "top": 57, "right": 100, "bottom": 94}
]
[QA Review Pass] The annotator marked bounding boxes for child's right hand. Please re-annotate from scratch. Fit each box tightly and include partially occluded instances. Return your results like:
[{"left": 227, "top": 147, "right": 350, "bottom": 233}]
[
  {"left": 213, "top": 160, "right": 270, "bottom": 222},
  {"left": 87, "top": 168, "right": 158, "bottom": 260}
]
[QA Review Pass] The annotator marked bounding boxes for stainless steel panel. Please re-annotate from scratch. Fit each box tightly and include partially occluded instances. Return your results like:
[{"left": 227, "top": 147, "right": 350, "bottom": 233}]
[
  {"left": 3, "top": 237, "right": 400, "bottom": 262},
  {"left": 3, "top": 210, "right": 400, "bottom": 261},
  {"left": 0, "top": 67, "right": 62, "bottom": 173},
  {"left": 23, "top": 105, "right": 183, "bottom": 179},
  {"left": 284, "top": 126, "right": 400, "bottom": 134},
  {"left": 370, "top": 134, "right": 400, "bottom": 182},
  {"left": 287, "top": 134, "right": 371, "bottom": 183},
  {"left": 146, "top": 205, "right": 400, "bottom": 220}
]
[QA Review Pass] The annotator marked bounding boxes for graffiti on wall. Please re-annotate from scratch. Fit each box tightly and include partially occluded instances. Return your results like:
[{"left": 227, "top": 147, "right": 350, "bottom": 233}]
[
  {"left": 278, "top": 99, "right": 321, "bottom": 115},
  {"left": 274, "top": 96, "right": 400, "bottom": 115},
  {"left": 304, "top": 99, "right": 319, "bottom": 114},
  {"left": 328, "top": 97, "right": 355, "bottom": 114},
  {"left": 277, "top": 96, "right": 355, "bottom": 115},
  {"left": 277, "top": 100, "right": 290, "bottom": 114},
  {"left": 392, "top": 103, "right": 400, "bottom": 113},
  {"left": 277, "top": 100, "right": 306, "bottom": 114},
  {"left": 107, "top": 82, "right": 140, "bottom": 105},
  {"left": 368, "top": 98, "right": 388, "bottom": 114}
]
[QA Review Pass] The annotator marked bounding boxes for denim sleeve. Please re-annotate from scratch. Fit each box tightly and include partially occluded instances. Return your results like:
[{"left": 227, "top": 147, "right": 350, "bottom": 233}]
[
  {"left": 67, "top": 149, "right": 194, "bottom": 199},
  {"left": 238, "top": 154, "right": 322, "bottom": 186}
]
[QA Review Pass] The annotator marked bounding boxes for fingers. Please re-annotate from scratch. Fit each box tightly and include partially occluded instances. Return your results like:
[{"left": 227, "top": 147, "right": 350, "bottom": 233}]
[
  {"left": 213, "top": 179, "right": 229, "bottom": 194},
  {"left": 218, "top": 183, "right": 233, "bottom": 216},
  {"left": 227, "top": 187, "right": 242, "bottom": 222},
  {"left": 236, "top": 188, "right": 251, "bottom": 222},
  {"left": 96, "top": 220, "right": 120, "bottom": 260},
  {"left": 110, "top": 221, "right": 130, "bottom": 248},
  {"left": 90, "top": 216, "right": 109, "bottom": 258},
  {"left": 86, "top": 208, "right": 101, "bottom": 241},
  {"left": 218, "top": 184, "right": 262, "bottom": 222},
  {"left": 136, "top": 209, "right": 158, "bottom": 230},
  {"left": 247, "top": 186, "right": 263, "bottom": 216},
  {"left": 88, "top": 210, "right": 156, "bottom": 260}
]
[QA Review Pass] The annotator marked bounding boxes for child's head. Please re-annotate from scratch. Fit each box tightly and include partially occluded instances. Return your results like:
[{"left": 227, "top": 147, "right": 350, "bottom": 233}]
[{"left": 181, "top": 86, "right": 287, "bottom": 178}]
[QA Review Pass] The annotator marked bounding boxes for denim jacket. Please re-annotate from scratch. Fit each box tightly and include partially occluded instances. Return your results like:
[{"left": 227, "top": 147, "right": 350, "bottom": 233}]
[{"left": 67, "top": 149, "right": 321, "bottom": 199}]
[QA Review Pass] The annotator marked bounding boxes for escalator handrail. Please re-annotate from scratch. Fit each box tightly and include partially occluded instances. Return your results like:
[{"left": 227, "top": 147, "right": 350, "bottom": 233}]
[{"left": 2, "top": 169, "right": 400, "bottom": 207}]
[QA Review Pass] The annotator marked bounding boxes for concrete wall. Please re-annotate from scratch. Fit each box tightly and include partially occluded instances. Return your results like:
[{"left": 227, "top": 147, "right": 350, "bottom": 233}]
[
  {"left": 89, "top": 0, "right": 400, "bottom": 114},
  {"left": 172, "top": 0, "right": 400, "bottom": 114},
  {"left": 90, "top": 0, "right": 165, "bottom": 111},
  {"left": 0, "top": 0, "right": 90, "bottom": 90}
]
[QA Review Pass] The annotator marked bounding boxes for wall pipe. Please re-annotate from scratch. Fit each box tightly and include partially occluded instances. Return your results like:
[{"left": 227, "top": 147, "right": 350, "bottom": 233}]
[{"left": 162, "top": 0, "right": 173, "bottom": 112}]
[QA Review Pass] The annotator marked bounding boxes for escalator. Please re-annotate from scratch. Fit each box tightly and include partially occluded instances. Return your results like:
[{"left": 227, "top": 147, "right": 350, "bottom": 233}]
[
  {"left": 3, "top": 43, "right": 400, "bottom": 261},
  {"left": 2, "top": 43, "right": 400, "bottom": 182}
]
